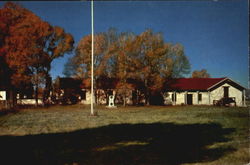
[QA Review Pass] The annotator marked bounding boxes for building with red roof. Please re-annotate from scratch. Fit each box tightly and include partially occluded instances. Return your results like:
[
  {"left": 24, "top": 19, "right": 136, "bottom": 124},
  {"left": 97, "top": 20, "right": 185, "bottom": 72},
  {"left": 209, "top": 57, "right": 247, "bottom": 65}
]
[
  {"left": 54, "top": 77, "right": 246, "bottom": 107},
  {"left": 164, "top": 77, "right": 246, "bottom": 106}
]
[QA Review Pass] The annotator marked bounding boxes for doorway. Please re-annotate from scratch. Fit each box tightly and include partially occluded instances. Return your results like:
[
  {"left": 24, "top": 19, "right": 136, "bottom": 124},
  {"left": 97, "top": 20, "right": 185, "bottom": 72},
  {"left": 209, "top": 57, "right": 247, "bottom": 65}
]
[
  {"left": 224, "top": 87, "right": 229, "bottom": 98},
  {"left": 187, "top": 94, "right": 193, "bottom": 105}
]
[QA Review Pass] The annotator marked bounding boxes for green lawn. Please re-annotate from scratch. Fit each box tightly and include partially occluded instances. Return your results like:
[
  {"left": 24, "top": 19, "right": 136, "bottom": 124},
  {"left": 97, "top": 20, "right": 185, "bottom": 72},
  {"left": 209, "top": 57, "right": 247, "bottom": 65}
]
[{"left": 0, "top": 105, "right": 249, "bottom": 165}]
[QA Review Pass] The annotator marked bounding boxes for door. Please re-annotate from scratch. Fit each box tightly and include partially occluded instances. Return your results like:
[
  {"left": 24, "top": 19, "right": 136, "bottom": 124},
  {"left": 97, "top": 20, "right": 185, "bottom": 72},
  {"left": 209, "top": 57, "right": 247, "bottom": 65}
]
[
  {"left": 187, "top": 94, "right": 193, "bottom": 105},
  {"left": 224, "top": 87, "right": 229, "bottom": 98}
]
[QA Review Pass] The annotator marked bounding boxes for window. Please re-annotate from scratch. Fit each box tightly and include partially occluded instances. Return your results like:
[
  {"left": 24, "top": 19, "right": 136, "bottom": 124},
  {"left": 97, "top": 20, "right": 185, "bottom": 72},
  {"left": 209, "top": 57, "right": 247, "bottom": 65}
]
[
  {"left": 198, "top": 93, "right": 202, "bottom": 101},
  {"left": 172, "top": 93, "right": 177, "bottom": 102},
  {"left": 81, "top": 90, "right": 86, "bottom": 100}
]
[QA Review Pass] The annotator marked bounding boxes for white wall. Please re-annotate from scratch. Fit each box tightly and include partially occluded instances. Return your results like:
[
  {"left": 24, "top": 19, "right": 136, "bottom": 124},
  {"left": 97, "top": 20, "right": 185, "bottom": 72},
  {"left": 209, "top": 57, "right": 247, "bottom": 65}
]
[
  {"left": 80, "top": 89, "right": 134, "bottom": 105},
  {"left": 0, "top": 91, "right": 6, "bottom": 100},
  {"left": 165, "top": 91, "right": 209, "bottom": 105},
  {"left": 80, "top": 90, "right": 95, "bottom": 104},
  {"left": 17, "top": 99, "right": 43, "bottom": 105},
  {"left": 210, "top": 83, "right": 243, "bottom": 106},
  {"left": 164, "top": 83, "right": 244, "bottom": 106}
]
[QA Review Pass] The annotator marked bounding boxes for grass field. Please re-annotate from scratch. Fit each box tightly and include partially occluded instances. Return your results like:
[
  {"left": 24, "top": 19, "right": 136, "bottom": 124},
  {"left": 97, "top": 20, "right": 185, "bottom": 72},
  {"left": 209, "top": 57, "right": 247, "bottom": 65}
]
[{"left": 0, "top": 105, "right": 249, "bottom": 165}]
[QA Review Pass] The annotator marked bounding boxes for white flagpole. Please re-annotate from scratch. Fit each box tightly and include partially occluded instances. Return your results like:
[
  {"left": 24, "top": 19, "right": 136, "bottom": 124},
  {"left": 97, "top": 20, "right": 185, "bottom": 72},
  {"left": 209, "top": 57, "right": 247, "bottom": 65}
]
[{"left": 91, "top": 0, "right": 95, "bottom": 115}]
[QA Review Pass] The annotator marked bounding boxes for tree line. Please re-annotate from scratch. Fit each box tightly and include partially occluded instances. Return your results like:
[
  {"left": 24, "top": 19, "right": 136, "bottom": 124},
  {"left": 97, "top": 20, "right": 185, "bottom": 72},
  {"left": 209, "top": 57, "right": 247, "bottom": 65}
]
[
  {"left": 63, "top": 28, "right": 191, "bottom": 105},
  {"left": 0, "top": 2, "right": 210, "bottom": 107}
]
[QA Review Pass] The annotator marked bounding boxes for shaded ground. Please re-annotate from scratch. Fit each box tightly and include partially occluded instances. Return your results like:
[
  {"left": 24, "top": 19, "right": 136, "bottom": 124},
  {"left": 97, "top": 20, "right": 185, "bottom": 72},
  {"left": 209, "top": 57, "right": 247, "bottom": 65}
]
[
  {"left": 0, "top": 105, "right": 249, "bottom": 165},
  {"left": 0, "top": 122, "right": 235, "bottom": 165}
]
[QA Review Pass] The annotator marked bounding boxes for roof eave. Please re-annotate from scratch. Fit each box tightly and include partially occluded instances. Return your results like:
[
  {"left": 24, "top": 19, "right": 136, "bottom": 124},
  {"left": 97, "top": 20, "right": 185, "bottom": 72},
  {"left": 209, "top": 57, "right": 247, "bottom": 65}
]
[{"left": 207, "top": 77, "right": 246, "bottom": 91}]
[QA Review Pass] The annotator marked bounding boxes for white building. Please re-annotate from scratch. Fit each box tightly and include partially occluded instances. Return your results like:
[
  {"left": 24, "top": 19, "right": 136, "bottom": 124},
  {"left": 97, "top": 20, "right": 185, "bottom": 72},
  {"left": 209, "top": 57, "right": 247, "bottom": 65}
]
[{"left": 164, "top": 77, "right": 246, "bottom": 106}]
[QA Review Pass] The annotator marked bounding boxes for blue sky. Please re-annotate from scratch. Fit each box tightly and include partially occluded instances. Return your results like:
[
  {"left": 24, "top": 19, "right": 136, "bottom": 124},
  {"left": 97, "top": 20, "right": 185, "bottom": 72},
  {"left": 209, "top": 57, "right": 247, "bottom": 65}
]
[{"left": 0, "top": 0, "right": 249, "bottom": 87}]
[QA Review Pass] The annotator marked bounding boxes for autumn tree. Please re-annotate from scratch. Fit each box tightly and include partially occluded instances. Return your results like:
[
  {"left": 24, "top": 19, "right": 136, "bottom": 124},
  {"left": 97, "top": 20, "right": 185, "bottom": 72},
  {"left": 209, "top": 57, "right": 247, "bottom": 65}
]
[
  {"left": 192, "top": 69, "right": 210, "bottom": 78},
  {"left": 42, "top": 26, "right": 74, "bottom": 102},
  {"left": 0, "top": 2, "right": 22, "bottom": 92},
  {"left": 74, "top": 34, "right": 106, "bottom": 80},
  {"left": 65, "top": 29, "right": 190, "bottom": 105},
  {"left": 72, "top": 29, "right": 120, "bottom": 104},
  {"left": 128, "top": 30, "right": 190, "bottom": 105},
  {"left": 72, "top": 33, "right": 104, "bottom": 104},
  {"left": 0, "top": 55, "right": 11, "bottom": 106},
  {"left": 112, "top": 32, "right": 136, "bottom": 106},
  {"left": 0, "top": 2, "right": 47, "bottom": 106},
  {"left": 0, "top": 2, "right": 74, "bottom": 106},
  {"left": 112, "top": 29, "right": 190, "bottom": 105}
]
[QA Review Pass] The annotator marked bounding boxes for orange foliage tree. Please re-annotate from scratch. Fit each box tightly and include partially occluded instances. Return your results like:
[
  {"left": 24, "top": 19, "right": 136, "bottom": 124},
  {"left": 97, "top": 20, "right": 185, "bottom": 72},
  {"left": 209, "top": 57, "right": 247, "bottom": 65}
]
[
  {"left": 41, "top": 26, "right": 74, "bottom": 103},
  {"left": 128, "top": 30, "right": 190, "bottom": 105},
  {"left": 0, "top": 2, "right": 49, "bottom": 106},
  {"left": 192, "top": 69, "right": 210, "bottom": 78},
  {"left": 65, "top": 28, "right": 190, "bottom": 105},
  {"left": 111, "top": 32, "right": 137, "bottom": 106},
  {"left": 71, "top": 29, "right": 136, "bottom": 105},
  {"left": 72, "top": 29, "right": 119, "bottom": 104},
  {"left": 0, "top": 2, "right": 74, "bottom": 106}
]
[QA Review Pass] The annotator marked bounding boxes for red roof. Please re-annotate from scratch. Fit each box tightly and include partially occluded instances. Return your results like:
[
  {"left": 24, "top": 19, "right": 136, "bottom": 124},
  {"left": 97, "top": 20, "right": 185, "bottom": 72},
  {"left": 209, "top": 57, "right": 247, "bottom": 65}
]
[{"left": 165, "top": 78, "right": 226, "bottom": 91}]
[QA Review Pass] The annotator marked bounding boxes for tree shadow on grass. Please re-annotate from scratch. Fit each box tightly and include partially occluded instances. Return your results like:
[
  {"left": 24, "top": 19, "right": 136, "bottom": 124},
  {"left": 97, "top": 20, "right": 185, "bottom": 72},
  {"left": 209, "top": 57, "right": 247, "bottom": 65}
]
[{"left": 0, "top": 122, "right": 235, "bottom": 165}]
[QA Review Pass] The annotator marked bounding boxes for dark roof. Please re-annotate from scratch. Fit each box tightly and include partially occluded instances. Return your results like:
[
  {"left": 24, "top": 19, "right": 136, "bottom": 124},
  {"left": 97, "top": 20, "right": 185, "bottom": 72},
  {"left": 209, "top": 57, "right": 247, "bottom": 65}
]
[
  {"left": 59, "top": 78, "right": 82, "bottom": 89},
  {"left": 165, "top": 78, "right": 226, "bottom": 91},
  {"left": 0, "top": 79, "right": 10, "bottom": 90},
  {"left": 58, "top": 77, "right": 145, "bottom": 90},
  {"left": 96, "top": 77, "right": 145, "bottom": 90}
]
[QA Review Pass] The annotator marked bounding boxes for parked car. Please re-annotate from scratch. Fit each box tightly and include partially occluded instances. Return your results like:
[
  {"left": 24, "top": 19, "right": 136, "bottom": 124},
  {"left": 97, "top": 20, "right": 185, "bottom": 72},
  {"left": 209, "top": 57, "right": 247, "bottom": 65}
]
[{"left": 215, "top": 97, "right": 236, "bottom": 106}]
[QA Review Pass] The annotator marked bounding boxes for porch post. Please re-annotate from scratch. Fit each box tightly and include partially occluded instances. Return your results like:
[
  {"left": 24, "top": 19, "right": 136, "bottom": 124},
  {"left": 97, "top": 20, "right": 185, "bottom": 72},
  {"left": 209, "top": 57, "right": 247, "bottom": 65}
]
[
  {"left": 174, "top": 91, "right": 176, "bottom": 105},
  {"left": 185, "top": 91, "right": 187, "bottom": 105},
  {"left": 208, "top": 91, "right": 211, "bottom": 105},
  {"left": 243, "top": 90, "right": 246, "bottom": 107},
  {"left": 197, "top": 91, "right": 199, "bottom": 105}
]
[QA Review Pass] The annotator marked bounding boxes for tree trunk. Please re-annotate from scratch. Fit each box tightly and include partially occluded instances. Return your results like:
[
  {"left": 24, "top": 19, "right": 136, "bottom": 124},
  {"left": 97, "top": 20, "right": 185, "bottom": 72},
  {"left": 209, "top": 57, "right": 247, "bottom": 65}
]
[
  {"left": 35, "top": 82, "right": 38, "bottom": 107},
  {"left": 7, "top": 89, "right": 17, "bottom": 109},
  {"left": 145, "top": 95, "right": 150, "bottom": 106},
  {"left": 123, "top": 91, "right": 126, "bottom": 106},
  {"left": 137, "top": 90, "right": 140, "bottom": 105},
  {"left": 7, "top": 89, "right": 14, "bottom": 109},
  {"left": 95, "top": 90, "right": 98, "bottom": 105},
  {"left": 113, "top": 90, "right": 117, "bottom": 105},
  {"left": 104, "top": 90, "right": 109, "bottom": 105},
  {"left": 34, "top": 69, "right": 40, "bottom": 107},
  {"left": 6, "top": 89, "right": 11, "bottom": 109},
  {"left": 43, "top": 74, "right": 52, "bottom": 106},
  {"left": 12, "top": 91, "right": 16, "bottom": 108},
  {"left": 144, "top": 80, "right": 150, "bottom": 106}
]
